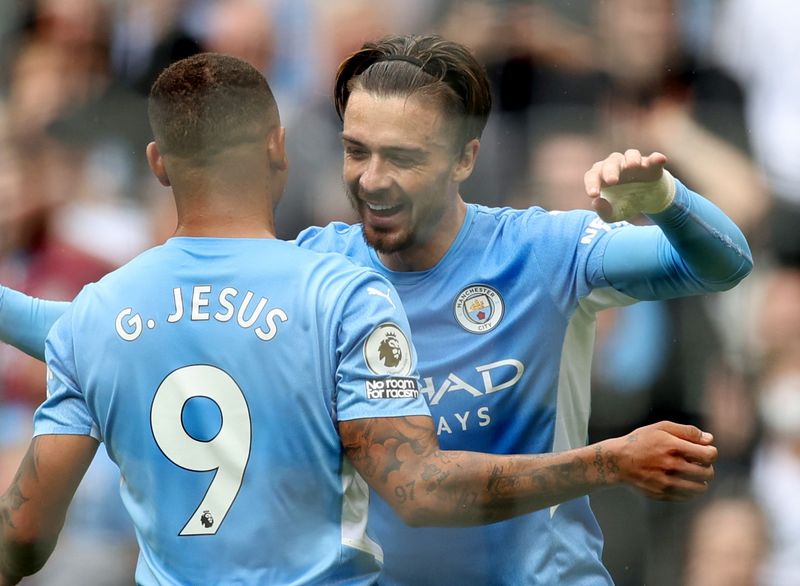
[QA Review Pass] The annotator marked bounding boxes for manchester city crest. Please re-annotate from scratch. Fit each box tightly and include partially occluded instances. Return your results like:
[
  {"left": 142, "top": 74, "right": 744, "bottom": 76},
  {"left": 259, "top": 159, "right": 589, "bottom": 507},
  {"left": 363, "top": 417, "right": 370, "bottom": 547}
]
[{"left": 453, "top": 284, "right": 504, "bottom": 333}]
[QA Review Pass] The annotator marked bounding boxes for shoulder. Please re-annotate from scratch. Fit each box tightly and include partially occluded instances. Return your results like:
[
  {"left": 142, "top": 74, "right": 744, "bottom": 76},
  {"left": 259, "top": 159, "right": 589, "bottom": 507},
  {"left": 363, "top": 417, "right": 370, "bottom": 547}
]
[
  {"left": 468, "top": 203, "right": 609, "bottom": 239},
  {"left": 294, "top": 221, "right": 366, "bottom": 256},
  {"left": 75, "top": 244, "right": 171, "bottom": 293}
]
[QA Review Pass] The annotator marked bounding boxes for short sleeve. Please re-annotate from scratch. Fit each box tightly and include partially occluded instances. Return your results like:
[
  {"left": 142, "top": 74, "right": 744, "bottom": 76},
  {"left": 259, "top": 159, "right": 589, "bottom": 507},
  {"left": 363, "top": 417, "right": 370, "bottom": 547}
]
[
  {"left": 523, "top": 209, "right": 631, "bottom": 313},
  {"left": 35, "top": 306, "right": 100, "bottom": 440},
  {"left": 332, "top": 272, "right": 431, "bottom": 422}
]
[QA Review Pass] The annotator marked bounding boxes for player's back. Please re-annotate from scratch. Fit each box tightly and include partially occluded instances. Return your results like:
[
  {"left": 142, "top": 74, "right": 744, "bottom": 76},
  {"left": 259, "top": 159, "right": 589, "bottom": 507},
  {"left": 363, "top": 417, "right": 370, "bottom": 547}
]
[{"left": 47, "top": 237, "right": 385, "bottom": 585}]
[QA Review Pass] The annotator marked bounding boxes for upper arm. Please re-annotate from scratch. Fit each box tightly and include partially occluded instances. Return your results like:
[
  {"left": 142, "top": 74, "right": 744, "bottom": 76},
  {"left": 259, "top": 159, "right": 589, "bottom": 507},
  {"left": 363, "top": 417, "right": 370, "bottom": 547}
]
[
  {"left": 339, "top": 415, "right": 445, "bottom": 520},
  {"left": 0, "top": 435, "right": 98, "bottom": 575}
]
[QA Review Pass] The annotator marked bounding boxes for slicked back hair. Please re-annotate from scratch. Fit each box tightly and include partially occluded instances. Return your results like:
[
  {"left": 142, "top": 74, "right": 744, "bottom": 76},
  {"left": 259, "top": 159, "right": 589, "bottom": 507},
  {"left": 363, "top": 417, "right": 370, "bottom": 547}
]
[
  {"left": 334, "top": 34, "right": 492, "bottom": 151},
  {"left": 148, "top": 53, "right": 279, "bottom": 163}
]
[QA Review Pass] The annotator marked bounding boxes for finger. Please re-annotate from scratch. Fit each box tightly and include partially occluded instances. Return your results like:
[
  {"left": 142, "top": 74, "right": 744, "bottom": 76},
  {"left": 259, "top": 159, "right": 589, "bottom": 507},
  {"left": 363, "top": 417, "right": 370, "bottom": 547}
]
[
  {"left": 644, "top": 473, "right": 711, "bottom": 501},
  {"left": 660, "top": 475, "right": 712, "bottom": 498},
  {"left": 584, "top": 161, "right": 604, "bottom": 196},
  {"left": 669, "top": 461, "right": 716, "bottom": 484},
  {"left": 672, "top": 440, "right": 718, "bottom": 465},
  {"left": 600, "top": 152, "right": 626, "bottom": 185},
  {"left": 643, "top": 151, "right": 668, "bottom": 168},
  {"left": 590, "top": 196, "right": 614, "bottom": 221},
  {"left": 653, "top": 421, "right": 714, "bottom": 445},
  {"left": 624, "top": 149, "right": 643, "bottom": 169}
]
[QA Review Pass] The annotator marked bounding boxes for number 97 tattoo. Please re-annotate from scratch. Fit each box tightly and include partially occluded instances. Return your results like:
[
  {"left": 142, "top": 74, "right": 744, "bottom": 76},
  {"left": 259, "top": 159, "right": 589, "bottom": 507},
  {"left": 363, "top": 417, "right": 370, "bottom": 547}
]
[{"left": 395, "top": 480, "right": 416, "bottom": 502}]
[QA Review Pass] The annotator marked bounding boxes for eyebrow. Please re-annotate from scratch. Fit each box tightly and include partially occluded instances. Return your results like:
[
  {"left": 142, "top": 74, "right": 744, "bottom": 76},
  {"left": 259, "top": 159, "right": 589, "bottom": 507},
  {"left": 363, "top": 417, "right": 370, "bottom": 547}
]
[{"left": 341, "top": 134, "right": 428, "bottom": 158}]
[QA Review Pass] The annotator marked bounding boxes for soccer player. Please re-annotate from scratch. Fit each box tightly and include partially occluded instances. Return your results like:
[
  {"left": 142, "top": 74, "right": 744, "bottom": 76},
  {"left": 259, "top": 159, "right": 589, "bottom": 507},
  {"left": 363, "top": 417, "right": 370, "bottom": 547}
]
[
  {"left": 0, "top": 38, "right": 742, "bottom": 585},
  {"left": 305, "top": 34, "right": 752, "bottom": 584}
]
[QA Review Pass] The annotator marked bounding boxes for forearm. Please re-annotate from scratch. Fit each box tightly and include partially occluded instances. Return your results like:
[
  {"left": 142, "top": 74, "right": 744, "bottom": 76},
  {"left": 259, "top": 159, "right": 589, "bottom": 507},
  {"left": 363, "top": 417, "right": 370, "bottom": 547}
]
[
  {"left": 602, "top": 180, "right": 753, "bottom": 299},
  {"left": 342, "top": 416, "right": 620, "bottom": 527},
  {"left": 0, "top": 485, "right": 58, "bottom": 582},
  {"left": 396, "top": 442, "right": 620, "bottom": 527},
  {"left": 0, "top": 286, "right": 68, "bottom": 360},
  {"left": 0, "top": 436, "right": 96, "bottom": 582}
]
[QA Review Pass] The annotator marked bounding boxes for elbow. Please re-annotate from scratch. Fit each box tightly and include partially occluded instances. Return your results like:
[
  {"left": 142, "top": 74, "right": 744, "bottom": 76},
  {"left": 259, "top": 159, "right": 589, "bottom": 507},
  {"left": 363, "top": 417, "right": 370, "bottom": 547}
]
[
  {"left": 390, "top": 498, "right": 460, "bottom": 528},
  {"left": 1, "top": 528, "right": 59, "bottom": 579},
  {"left": 699, "top": 235, "right": 754, "bottom": 293},
  {"left": 392, "top": 504, "right": 434, "bottom": 528},
  {"left": 709, "top": 251, "right": 754, "bottom": 293},
  {"left": 729, "top": 256, "right": 754, "bottom": 289}
]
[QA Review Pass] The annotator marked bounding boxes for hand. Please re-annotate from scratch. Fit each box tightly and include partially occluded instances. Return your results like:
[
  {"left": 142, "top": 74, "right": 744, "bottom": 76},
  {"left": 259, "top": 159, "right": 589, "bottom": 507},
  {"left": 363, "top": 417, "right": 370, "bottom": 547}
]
[
  {"left": 584, "top": 150, "right": 675, "bottom": 222},
  {"left": 609, "top": 421, "right": 717, "bottom": 501}
]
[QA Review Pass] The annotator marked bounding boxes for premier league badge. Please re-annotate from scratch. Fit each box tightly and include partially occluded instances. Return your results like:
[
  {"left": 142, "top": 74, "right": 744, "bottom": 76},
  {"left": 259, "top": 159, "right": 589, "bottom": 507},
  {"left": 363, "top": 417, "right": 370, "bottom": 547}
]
[
  {"left": 453, "top": 284, "right": 504, "bottom": 333},
  {"left": 363, "top": 323, "right": 413, "bottom": 375}
]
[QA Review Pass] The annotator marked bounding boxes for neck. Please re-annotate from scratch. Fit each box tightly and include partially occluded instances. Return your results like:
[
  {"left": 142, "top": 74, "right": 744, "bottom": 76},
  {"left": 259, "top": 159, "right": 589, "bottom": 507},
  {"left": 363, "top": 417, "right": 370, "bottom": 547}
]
[
  {"left": 174, "top": 221, "right": 276, "bottom": 239},
  {"left": 168, "top": 149, "right": 281, "bottom": 239},
  {"left": 172, "top": 187, "right": 277, "bottom": 240},
  {"left": 378, "top": 197, "right": 467, "bottom": 272}
]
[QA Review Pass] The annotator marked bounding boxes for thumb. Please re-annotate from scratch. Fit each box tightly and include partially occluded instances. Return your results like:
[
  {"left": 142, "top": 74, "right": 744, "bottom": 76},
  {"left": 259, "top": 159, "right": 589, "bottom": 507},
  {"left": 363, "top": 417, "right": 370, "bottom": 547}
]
[{"left": 653, "top": 421, "right": 714, "bottom": 445}]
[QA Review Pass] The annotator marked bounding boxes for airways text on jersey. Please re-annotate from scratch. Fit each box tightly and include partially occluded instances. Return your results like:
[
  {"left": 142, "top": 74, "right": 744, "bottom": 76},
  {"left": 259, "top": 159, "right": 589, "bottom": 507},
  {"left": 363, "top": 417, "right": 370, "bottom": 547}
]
[
  {"left": 419, "top": 358, "right": 524, "bottom": 435},
  {"left": 115, "top": 285, "right": 289, "bottom": 342}
]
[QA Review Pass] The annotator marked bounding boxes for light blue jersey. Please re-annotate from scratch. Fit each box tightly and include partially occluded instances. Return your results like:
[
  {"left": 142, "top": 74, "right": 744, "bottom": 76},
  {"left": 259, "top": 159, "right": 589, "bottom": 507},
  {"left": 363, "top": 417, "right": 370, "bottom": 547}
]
[
  {"left": 35, "top": 237, "right": 430, "bottom": 586},
  {"left": 294, "top": 181, "right": 752, "bottom": 585},
  {"left": 0, "top": 179, "right": 749, "bottom": 585},
  {"left": 297, "top": 205, "right": 620, "bottom": 585}
]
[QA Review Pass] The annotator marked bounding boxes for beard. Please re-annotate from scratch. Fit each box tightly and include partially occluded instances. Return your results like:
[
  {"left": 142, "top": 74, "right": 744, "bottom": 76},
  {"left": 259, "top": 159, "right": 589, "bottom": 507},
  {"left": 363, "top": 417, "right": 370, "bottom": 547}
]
[
  {"left": 346, "top": 187, "right": 416, "bottom": 254},
  {"left": 360, "top": 222, "right": 415, "bottom": 254}
]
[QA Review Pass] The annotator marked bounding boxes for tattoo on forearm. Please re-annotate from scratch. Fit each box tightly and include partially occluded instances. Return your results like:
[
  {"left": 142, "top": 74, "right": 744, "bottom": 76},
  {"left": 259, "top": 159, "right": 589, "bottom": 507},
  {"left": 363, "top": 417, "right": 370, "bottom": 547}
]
[
  {"left": 394, "top": 480, "right": 415, "bottom": 503},
  {"left": 604, "top": 454, "right": 620, "bottom": 477},
  {"left": 593, "top": 445, "right": 606, "bottom": 484},
  {"left": 343, "top": 417, "right": 616, "bottom": 525},
  {"left": 0, "top": 442, "right": 39, "bottom": 533},
  {"left": 487, "top": 464, "right": 521, "bottom": 497},
  {"left": 456, "top": 487, "right": 478, "bottom": 511},
  {"left": 341, "top": 417, "right": 437, "bottom": 484}
]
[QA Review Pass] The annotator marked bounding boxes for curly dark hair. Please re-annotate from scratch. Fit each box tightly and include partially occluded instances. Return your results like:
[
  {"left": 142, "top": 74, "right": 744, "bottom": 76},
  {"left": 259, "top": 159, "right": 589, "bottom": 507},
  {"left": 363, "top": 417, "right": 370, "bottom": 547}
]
[
  {"left": 334, "top": 34, "right": 492, "bottom": 150},
  {"left": 148, "top": 53, "right": 279, "bottom": 162}
]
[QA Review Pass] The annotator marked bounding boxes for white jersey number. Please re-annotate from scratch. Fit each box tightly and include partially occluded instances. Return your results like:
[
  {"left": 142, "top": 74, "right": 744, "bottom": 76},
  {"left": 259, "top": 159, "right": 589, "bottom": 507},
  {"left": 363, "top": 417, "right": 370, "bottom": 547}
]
[{"left": 151, "top": 365, "right": 252, "bottom": 536}]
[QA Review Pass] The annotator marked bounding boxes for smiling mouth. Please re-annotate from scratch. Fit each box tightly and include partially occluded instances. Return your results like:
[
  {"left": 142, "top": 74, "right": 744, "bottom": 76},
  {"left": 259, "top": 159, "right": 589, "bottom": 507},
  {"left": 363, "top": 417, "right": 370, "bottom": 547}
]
[{"left": 364, "top": 200, "right": 403, "bottom": 215}]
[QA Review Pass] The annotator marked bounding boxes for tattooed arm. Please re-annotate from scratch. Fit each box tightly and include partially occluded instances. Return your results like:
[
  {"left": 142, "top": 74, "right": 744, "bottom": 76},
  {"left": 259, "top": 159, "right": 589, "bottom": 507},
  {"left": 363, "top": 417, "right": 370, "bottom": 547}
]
[
  {"left": 340, "top": 417, "right": 717, "bottom": 527},
  {"left": 0, "top": 435, "right": 98, "bottom": 585}
]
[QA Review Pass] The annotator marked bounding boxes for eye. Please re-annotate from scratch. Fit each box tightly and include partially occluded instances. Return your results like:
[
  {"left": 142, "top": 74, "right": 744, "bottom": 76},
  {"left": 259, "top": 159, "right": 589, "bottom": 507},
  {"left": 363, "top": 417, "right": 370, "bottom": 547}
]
[
  {"left": 390, "top": 155, "right": 417, "bottom": 168},
  {"left": 345, "top": 146, "right": 368, "bottom": 160}
]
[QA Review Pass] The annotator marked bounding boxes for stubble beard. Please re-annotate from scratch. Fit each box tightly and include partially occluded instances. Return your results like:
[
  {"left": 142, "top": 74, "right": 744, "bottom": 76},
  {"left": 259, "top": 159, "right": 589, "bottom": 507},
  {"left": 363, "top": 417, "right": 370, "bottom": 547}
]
[
  {"left": 360, "top": 222, "right": 415, "bottom": 254},
  {"left": 347, "top": 188, "right": 415, "bottom": 254}
]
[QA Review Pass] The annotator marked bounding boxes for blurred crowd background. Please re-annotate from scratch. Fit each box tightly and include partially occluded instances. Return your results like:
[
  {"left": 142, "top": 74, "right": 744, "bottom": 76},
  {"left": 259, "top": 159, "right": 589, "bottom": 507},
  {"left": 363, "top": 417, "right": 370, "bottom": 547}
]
[{"left": 1, "top": 0, "right": 799, "bottom": 584}]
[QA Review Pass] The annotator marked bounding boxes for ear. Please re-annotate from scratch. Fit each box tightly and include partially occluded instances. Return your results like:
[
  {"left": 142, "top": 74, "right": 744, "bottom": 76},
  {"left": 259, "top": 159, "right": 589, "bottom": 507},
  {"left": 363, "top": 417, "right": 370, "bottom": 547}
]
[
  {"left": 451, "top": 138, "right": 480, "bottom": 183},
  {"left": 266, "top": 127, "right": 289, "bottom": 172},
  {"left": 146, "top": 142, "right": 171, "bottom": 187}
]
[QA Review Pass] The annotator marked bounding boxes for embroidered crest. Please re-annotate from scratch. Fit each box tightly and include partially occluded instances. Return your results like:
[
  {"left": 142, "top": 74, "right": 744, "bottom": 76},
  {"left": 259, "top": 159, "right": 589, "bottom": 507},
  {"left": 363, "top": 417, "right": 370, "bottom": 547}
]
[{"left": 453, "top": 285, "right": 504, "bottom": 333}]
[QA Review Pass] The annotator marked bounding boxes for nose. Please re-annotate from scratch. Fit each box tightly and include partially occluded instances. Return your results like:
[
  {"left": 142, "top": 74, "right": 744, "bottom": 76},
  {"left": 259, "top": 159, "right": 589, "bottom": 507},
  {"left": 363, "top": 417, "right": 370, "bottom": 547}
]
[{"left": 358, "top": 156, "right": 392, "bottom": 194}]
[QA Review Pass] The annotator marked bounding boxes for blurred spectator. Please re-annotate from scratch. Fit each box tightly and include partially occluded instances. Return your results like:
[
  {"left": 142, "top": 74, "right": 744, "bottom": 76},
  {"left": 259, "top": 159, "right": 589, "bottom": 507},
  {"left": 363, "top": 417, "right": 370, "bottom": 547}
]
[
  {"left": 0, "top": 7, "right": 138, "bottom": 582},
  {"left": 0, "top": 137, "right": 137, "bottom": 583},
  {"left": 591, "top": 0, "right": 768, "bottom": 238},
  {"left": 713, "top": 0, "right": 800, "bottom": 265},
  {"left": 201, "top": 0, "right": 274, "bottom": 72},
  {"left": 276, "top": 0, "right": 393, "bottom": 238},
  {"left": 752, "top": 266, "right": 800, "bottom": 367},
  {"left": 751, "top": 347, "right": 800, "bottom": 586},
  {"left": 683, "top": 492, "right": 768, "bottom": 586}
]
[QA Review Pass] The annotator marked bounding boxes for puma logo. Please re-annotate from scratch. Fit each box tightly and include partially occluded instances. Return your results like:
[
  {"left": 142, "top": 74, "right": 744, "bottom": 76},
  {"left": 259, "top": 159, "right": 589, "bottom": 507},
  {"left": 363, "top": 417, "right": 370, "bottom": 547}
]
[{"left": 367, "top": 286, "right": 396, "bottom": 309}]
